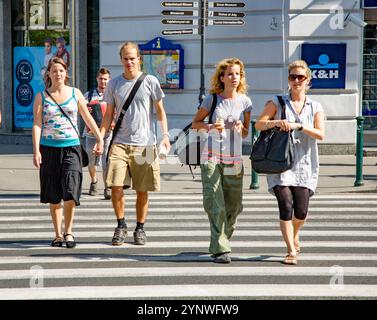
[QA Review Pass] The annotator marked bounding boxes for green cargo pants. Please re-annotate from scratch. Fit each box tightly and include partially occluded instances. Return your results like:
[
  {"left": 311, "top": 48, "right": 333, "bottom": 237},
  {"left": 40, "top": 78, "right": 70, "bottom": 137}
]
[{"left": 200, "top": 161, "right": 244, "bottom": 255}]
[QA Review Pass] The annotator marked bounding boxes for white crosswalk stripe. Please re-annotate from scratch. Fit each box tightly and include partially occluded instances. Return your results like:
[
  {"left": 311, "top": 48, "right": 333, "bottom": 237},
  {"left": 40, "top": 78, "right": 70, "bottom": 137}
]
[{"left": 0, "top": 193, "right": 377, "bottom": 299}]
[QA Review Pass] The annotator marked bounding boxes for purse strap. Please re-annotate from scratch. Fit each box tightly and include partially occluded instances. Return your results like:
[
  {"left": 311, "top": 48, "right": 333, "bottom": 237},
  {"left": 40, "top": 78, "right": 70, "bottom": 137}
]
[
  {"left": 106, "top": 72, "right": 146, "bottom": 162},
  {"left": 182, "top": 93, "right": 218, "bottom": 132},
  {"left": 111, "top": 73, "right": 146, "bottom": 141},
  {"left": 45, "top": 89, "right": 80, "bottom": 138},
  {"left": 277, "top": 95, "right": 287, "bottom": 120}
]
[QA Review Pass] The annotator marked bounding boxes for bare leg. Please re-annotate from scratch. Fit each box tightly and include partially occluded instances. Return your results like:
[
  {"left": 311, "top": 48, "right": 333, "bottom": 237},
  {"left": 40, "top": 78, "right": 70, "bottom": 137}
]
[
  {"left": 279, "top": 220, "right": 296, "bottom": 255},
  {"left": 63, "top": 200, "right": 76, "bottom": 241},
  {"left": 136, "top": 191, "right": 148, "bottom": 223},
  {"left": 292, "top": 217, "right": 305, "bottom": 252},
  {"left": 112, "top": 186, "right": 125, "bottom": 219},
  {"left": 50, "top": 203, "right": 63, "bottom": 239},
  {"left": 88, "top": 165, "right": 97, "bottom": 183}
]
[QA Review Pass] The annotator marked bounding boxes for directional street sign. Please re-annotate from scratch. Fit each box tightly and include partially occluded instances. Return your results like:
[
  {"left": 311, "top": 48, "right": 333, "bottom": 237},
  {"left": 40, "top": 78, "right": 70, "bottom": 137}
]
[
  {"left": 161, "top": 28, "right": 199, "bottom": 35},
  {"left": 161, "top": 1, "right": 199, "bottom": 7},
  {"left": 208, "top": 2, "right": 245, "bottom": 7},
  {"left": 161, "top": 19, "right": 198, "bottom": 25},
  {"left": 207, "top": 19, "right": 244, "bottom": 26},
  {"left": 208, "top": 11, "right": 245, "bottom": 18},
  {"left": 162, "top": 10, "right": 199, "bottom": 16}
]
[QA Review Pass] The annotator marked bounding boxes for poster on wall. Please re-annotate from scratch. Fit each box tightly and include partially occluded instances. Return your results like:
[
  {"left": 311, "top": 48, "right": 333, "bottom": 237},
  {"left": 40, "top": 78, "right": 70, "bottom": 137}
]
[
  {"left": 301, "top": 43, "right": 346, "bottom": 89},
  {"left": 13, "top": 45, "right": 71, "bottom": 129},
  {"left": 139, "top": 37, "right": 184, "bottom": 89}
]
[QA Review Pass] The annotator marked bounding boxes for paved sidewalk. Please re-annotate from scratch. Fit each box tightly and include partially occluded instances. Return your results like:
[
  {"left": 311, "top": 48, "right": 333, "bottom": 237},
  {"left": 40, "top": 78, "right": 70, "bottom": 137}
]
[{"left": 0, "top": 144, "right": 376, "bottom": 195}]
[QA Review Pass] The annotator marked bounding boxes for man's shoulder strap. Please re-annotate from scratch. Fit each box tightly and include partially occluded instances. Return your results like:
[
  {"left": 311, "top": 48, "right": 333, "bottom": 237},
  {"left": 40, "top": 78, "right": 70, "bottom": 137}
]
[{"left": 87, "top": 87, "right": 96, "bottom": 103}]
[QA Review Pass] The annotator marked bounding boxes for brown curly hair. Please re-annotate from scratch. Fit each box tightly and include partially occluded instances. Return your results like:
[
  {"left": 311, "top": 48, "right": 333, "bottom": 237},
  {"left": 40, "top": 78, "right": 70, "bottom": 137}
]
[{"left": 210, "top": 57, "right": 248, "bottom": 94}]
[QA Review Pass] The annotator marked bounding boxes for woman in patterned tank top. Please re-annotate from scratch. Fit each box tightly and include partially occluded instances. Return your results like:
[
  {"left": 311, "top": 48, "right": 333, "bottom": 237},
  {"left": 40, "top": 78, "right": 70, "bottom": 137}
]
[{"left": 32, "top": 57, "right": 104, "bottom": 249}]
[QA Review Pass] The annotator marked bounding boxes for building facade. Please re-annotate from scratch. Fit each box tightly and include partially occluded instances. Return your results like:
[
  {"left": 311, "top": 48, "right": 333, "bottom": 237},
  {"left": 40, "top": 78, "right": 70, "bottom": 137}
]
[{"left": 1, "top": 0, "right": 376, "bottom": 151}]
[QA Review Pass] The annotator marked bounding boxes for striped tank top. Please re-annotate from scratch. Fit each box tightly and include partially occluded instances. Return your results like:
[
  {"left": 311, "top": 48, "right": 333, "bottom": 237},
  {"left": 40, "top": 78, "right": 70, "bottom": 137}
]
[{"left": 40, "top": 88, "right": 80, "bottom": 147}]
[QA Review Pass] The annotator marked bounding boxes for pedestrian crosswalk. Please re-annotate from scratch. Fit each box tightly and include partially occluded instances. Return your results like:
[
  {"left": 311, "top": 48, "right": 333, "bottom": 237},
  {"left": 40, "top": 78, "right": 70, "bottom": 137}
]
[{"left": 0, "top": 193, "right": 376, "bottom": 299}]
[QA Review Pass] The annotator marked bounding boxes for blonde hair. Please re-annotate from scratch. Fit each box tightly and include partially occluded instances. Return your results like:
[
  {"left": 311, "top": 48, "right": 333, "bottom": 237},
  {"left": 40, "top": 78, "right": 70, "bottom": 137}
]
[
  {"left": 288, "top": 60, "right": 312, "bottom": 92},
  {"left": 119, "top": 41, "right": 141, "bottom": 59},
  {"left": 210, "top": 57, "right": 248, "bottom": 94},
  {"left": 44, "top": 57, "right": 69, "bottom": 88}
]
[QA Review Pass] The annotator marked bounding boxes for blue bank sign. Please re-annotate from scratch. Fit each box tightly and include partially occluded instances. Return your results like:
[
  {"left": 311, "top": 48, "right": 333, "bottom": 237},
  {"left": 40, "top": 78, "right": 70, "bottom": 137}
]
[
  {"left": 363, "top": 0, "right": 377, "bottom": 8},
  {"left": 301, "top": 43, "right": 346, "bottom": 89}
]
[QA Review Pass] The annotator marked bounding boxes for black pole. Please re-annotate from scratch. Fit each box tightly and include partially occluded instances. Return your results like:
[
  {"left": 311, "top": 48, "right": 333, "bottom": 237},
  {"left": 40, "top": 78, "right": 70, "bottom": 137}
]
[{"left": 199, "top": 0, "right": 207, "bottom": 105}]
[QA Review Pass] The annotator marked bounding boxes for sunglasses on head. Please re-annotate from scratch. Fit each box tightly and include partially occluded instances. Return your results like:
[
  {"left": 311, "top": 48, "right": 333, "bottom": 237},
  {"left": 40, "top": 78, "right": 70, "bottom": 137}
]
[{"left": 288, "top": 74, "right": 307, "bottom": 81}]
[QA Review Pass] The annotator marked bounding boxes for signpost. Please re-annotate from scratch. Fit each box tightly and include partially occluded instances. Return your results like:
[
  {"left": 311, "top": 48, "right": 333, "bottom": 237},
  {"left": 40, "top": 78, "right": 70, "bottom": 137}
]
[
  {"left": 207, "top": 19, "right": 244, "bottom": 25},
  {"left": 160, "top": 0, "right": 245, "bottom": 103},
  {"left": 161, "top": 1, "right": 199, "bottom": 7},
  {"left": 162, "top": 19, "right": 198, "bottom": 25},
  {"left": 161, "top": 29, "right": 199, "bottom": 35},
  {"left": 208, "top": 11, "right": 245, "bottom": 17},
  {"left": 208, "top": 2, "right": 245, "bottom": 7},
  {"left": 162, "top": 10, "right": 199, "bottom": 16}
]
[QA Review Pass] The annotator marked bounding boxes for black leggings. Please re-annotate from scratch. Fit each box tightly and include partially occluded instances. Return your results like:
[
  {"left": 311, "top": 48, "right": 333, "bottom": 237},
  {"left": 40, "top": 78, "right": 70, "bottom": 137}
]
[{"left": 273, "top": 186, "right": 310, "bottom": 221}]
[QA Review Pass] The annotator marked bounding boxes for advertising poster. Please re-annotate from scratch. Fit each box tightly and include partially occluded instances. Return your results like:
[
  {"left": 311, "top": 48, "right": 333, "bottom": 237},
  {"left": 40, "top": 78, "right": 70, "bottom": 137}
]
[
  {"left": 13, "top": 46, "right": 70, "bottom": 129},
  {"left": 140, "top": 37, "right": 184, "bottom": 89}
]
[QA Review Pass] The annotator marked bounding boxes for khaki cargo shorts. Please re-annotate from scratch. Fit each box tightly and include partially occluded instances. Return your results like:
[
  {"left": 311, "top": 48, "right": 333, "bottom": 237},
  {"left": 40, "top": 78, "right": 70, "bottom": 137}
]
[{"left": 106, "top": 144, "right": 160, "bottom": 192}]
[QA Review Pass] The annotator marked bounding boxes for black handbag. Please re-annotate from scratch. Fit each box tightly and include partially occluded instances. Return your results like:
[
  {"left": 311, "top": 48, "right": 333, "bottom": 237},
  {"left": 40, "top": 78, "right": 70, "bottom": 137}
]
[
  {"left": 45, "top": 90, "right": 89, "bottom": 167},
  {"left": 250, "top": 96, "right": 295, "bottom": 174},
  {"left": 174, "top": 94, "right": 217, "bottom": 166}
]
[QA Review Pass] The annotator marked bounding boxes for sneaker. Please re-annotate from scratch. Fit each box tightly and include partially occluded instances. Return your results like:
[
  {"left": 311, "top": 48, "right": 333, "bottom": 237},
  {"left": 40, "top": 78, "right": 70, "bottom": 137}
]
[
  {"left": 213, "top": 252, "right": 231, "bottom": 264},
  {"left": 88, "top": 181, "right": 98, "bottom": 196},
  {"left": 133, "top": 229, "right": 147, "bottom": 245},
  {"left": 104, "top": 188, "right": 111, "bottom": 200},
  {"left": 111, "top": 227, "right": 127, "bottom": 246}
]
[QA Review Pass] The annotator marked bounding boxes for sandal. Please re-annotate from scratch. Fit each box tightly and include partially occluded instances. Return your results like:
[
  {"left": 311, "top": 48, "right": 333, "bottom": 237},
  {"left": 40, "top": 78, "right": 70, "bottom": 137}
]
[
  {"left": 50, "top": 237, "right": 63, "bottom": 247},
  {"left": 63, "top": 233, "right": 76, "bottom": 249},
  {"left": 294, "top": 243, "right": 301, "bottom": 255},
  {"left": 283, "top": 253, "right": 297, "bottom": 265}
]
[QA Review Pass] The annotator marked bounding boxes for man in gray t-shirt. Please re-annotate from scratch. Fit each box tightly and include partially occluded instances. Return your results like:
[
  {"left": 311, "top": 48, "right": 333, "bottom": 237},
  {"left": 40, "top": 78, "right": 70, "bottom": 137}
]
[{"left": 99, "top": 41, "right": 170, "bottom": 247}]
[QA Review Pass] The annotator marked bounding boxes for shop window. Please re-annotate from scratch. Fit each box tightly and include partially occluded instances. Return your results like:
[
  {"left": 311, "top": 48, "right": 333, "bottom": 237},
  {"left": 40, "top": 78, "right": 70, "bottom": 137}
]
[
  {"left": 29, "top": 0, "right": 45, "bottom": 28},
  {"left": 48, "top": 0, "right": 64, "bottom": 26}
]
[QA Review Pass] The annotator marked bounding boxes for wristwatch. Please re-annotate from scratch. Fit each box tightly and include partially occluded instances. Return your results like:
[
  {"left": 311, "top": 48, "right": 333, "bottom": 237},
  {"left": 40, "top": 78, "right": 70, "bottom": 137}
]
[{"left": 298, "top": 125, "right": 304, "bottom": 131}]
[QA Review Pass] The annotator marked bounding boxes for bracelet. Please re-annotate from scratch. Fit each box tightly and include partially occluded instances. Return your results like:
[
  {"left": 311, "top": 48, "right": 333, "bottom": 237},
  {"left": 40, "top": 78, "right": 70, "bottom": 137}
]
[{"left": 162, "top": 132, "right": 170, "bottom": 138}]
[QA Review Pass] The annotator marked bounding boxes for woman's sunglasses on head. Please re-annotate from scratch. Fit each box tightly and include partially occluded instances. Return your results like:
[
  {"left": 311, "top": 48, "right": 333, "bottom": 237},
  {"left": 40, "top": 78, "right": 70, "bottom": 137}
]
[{"left": 288, "top": 74, "right": 307, "bottom": 82}]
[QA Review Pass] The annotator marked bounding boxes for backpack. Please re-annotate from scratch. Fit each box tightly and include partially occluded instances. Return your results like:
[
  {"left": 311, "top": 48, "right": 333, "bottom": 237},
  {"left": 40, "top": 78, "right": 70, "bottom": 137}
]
[{"left": 173, "top": 94, "right": 217, "bottom": 178}]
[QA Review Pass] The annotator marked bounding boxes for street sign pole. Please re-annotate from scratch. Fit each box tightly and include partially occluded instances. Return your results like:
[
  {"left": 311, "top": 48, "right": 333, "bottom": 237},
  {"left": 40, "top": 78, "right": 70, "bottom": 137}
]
[{"left": 199, "top": 0, "right": 207, "bottom": 105}]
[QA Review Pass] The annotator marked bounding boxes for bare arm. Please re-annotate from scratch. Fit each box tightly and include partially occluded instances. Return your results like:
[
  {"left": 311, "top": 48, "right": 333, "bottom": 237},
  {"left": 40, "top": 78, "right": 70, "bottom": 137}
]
[
  {"left": 155, "top": 99, "right": 171, "bottom": 151},
  {"left": 192, "top": 108, "right": 212, "bottom": 131},
  {"left": 302, "top": 111, "right": 325, "bottom": 141},
  {"left": 32, "top": 93, "right": 43, "bottom": 168},
  {"left": 255, "top": 100, "right": 292, "bottom": 131},
  {"left": 100, "top": 102, "right": 114, "bottom": 138},
  {"left": 233, "top": 111, "right": 251, "bottom": 138},
  {"left": 75, "top": 88, "right": 104, "bottom": 154},
  {"left": 256, "top": 100, "right": 325, "bottom": 141}
]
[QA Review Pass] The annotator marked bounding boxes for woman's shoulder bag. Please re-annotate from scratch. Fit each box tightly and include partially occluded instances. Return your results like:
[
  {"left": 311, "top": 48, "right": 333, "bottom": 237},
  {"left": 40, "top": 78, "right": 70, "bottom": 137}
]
[{"left": 250, "top": 96, "right": 295, "bottom": 174}]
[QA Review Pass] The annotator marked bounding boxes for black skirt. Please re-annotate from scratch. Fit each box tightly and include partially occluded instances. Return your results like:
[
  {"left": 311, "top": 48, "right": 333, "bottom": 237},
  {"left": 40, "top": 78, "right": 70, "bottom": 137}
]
[{"left": 39, "top": 145, "right": 83, "bottom": 206}]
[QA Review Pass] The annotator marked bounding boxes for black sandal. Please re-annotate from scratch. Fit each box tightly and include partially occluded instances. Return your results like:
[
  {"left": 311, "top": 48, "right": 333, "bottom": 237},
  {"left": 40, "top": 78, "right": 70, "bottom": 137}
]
[
  {"left": 51, "top": 237, "right": 63, "bottom": 247},
  {"left": 63, "top": 233, "right": 76, "bottom": 248}
]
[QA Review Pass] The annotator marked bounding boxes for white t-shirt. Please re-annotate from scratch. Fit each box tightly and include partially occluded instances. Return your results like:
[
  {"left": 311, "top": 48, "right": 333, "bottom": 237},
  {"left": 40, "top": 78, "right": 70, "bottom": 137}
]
[{"left": 104, "top": 74, "right": 165, "bottom": 146}]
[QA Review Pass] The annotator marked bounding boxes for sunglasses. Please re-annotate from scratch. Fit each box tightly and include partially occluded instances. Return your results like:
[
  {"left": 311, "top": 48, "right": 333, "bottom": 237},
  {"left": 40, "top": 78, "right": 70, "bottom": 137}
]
[{"left": 288, "top": 74, "right": 307, "bottom": 81}]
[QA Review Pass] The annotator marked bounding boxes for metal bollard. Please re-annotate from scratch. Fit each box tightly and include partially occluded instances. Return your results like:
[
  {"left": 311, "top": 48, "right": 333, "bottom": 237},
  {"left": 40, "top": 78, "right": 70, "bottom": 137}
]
[
  {"left": 250, "top": 120, "right": 259, "bottom": 189},
  {"left": 354, "top": 116, "right": 364, "bottom": 187}
]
